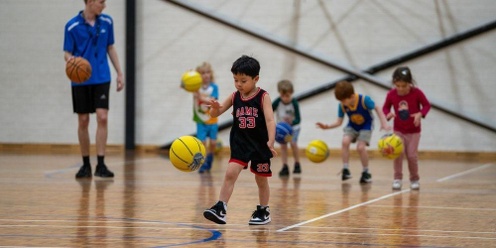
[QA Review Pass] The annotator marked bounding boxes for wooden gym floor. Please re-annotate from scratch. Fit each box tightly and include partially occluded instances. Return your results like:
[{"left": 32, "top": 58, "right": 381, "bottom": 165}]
[{"left": 0, "top": 149, "right": 495, "bottom": 247}]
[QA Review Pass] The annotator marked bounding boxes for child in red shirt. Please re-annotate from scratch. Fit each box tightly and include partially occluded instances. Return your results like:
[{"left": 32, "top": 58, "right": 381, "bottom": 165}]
[{"left": 383, "top": 67, "right": 431, "bottom": 190}]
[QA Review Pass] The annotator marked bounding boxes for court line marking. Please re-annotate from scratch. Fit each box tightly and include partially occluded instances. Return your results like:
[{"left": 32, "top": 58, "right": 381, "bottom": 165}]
[
  {"left": 272, "top": 230, "right": 496, "bottom": 240},
  {"left": 277, "top": 189, "right": 408, "bottom": 232},
  {"left": 436, "top": 163, "right": 493, "bottom": 182},
  {"left": 0, "top": 216, "right": 222, "bottom": 247},
  {"left": 2, "top": 218, "right": 495, "bottom": 235},
  {"left": 278, "top": 162, "right": 494, "bottom": 232},
  {"left": 276, "top": 225, "right": 496, "bottom": 235},
  {"left": 0, "top": 227, "right": 494, "bottom": 241},
  {"left": 369, "top": 204, "right": 496, "bottom": 211}
]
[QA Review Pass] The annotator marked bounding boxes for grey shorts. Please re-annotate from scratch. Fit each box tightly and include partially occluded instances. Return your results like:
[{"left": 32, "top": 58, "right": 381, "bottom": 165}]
[
  {"left": 291, "top": 125, "right": 301, "bottom": 142},
  {"left": 343, "top": 126, "right": 372, "bottom": 146}
]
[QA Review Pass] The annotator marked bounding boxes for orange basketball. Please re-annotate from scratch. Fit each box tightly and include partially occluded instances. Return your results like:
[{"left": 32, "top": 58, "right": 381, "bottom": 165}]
[{"left": 66, "top": 57, "right": 92, "bottom": 83}]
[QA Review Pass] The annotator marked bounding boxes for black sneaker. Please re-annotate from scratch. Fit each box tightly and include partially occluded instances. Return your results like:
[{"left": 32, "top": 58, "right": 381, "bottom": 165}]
[
  {"left": 249, "top": 205, "right": 271, "bottom": 225},
  {"left": 341, "top": 168, "right": 352, "bottom": 181},
  {"left": 94, "top": 164, "right": 114, "bottom": 178},
  {"left": 279, "top": 165, "right": 289, "bottom": 177},
  {"left": 359, "top": 171, "right": 372, "bottom": 184},
  {"left": 75, "top": 165, "right": 92, "bottom": 178},
  {"left": 203, "top": 201, "right": 227, "bottom": 224},
  {"left": 293, "top": 163, "right": 301, "bottom": 174}
]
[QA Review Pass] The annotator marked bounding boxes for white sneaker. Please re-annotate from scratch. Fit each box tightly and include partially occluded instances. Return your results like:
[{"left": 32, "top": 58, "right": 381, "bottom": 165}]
[
  {"left": 410, "top": 181, "right": 420, "bottom": 190},
  {"left": 392, "top": 180, "right": 402, "bottom": 190}
]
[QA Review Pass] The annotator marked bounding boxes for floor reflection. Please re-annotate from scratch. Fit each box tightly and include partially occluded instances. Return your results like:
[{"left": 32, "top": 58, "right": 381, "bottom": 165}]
[
  {"left": 197, "top": 172, "right": 216, "bottom": 218},
  {"left": 74, "top": 178, "right": 113, "bottom": 246},
  {"left": 74, "top": 178, "right": 91, "bottom": 247},
  {"left": 123, "top": 151, "right": 136, "bottom": 248},
  {"left": 390, "top": 191, "right": 420, "bottom": 246},
  {"left": 340, "top": 182, "right": 352, "bottom": 225},
  {"left": 250, "top": 226, "right": 270, "bottom": 248}
]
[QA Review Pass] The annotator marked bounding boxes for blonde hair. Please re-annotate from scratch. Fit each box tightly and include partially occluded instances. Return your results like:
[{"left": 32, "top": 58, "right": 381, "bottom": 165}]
[
  {"left": 277, "top": 80, "right": 294, "bottom": 94},
  {"left": 196, "top": 62, "right": 215, "bottom": 82}
]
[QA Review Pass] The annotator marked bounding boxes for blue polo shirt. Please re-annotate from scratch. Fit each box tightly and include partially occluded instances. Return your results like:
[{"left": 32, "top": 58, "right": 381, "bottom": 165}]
[{"left": 64, "top": 11, "right": 114, "bottom": 86}]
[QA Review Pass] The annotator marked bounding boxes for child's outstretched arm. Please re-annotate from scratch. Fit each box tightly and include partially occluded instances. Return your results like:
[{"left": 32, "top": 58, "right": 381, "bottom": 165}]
[
  {"left": 262, "top": 93, "right": 277, "bottom": 157},
  {"left": 316, "top": 117, "right": 343, "bottom": 130},
  {"left": 412, "top": 89, "right": 431, "bottom": 127},
  {"left": 382, "top": 96, "right": 395, "bottom": 121},
  {"left": 209, "top": 93, "right": 233, "bottom": 118},
  {"left": 374, "top": 105, "right": 391, "bottom": 131}
]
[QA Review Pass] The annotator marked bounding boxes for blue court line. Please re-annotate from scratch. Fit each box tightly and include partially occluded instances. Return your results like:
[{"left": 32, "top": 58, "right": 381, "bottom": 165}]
[
  {"left": 0, "top": 215, "right": 222, "bottom": 247},
  {"left": 116, "top": 217, "right": 222, "bottom": 247}
]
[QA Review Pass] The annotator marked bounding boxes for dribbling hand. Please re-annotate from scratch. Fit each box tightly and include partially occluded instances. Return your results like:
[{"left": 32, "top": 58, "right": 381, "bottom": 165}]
[{"left": 208, "top": 99, "right": 221, "bottom": 109}]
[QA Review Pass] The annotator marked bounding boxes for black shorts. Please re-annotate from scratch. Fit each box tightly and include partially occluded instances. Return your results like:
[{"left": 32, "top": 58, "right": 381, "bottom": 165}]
[
  {"left": 229, "top": 157, "right": 272, "bottom": 177},
  {"left": 72, "top": 83, "right": 110, "bottom": 113}
]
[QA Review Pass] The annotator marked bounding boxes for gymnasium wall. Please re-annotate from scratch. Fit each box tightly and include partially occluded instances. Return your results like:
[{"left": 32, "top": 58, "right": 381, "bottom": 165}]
[{"left": 0, "top": 0, "right": 495, "bottom": 152}]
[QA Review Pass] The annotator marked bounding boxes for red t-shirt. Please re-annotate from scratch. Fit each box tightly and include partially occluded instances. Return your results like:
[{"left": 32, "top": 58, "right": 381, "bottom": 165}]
[{"left": 382, "top": 87, "right": 431, "bottom": 133}]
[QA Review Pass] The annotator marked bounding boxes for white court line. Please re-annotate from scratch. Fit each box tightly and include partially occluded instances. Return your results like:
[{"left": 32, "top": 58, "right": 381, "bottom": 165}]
[
  {"left": 274, "top": 230, "right": 496, "bottom": 240},
  {"left": 278, "top": 162, "right": 494, "bottom": 232},
  {"left": 0, "top": 224, "right": 206, "bottom": 231},
  {"left": 437, "top": 163, "right": 493, "bottom": 182},
  {"left": 2, "top": 219, "right": 495, "bottom": 240},
  {"left": 277, "top": 189, "right": 409, "bottom": 232}
]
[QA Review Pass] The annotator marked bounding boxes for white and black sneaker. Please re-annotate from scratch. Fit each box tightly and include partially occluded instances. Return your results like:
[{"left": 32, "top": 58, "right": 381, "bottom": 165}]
[
  {"left": 359, "top": 171, "right": 372, "bottom": 184},
  {"left": 203, "top": 201, "right": 227, "bottom": 224},
  {"left": 341, "top": 168, "right": 352, "bottom": 181},
  {"left": 248, "top": 205, "right": 271, "bottom": 225}
]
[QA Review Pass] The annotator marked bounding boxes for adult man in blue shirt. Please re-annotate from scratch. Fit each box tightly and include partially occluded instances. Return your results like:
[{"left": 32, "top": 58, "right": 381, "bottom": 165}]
[{"left": 64, "top": 0, "right": 124, "bottom": 178}]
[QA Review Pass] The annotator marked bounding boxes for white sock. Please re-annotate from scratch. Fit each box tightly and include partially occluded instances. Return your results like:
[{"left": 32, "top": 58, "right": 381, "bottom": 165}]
[{"left": 219, "top": 201, "right": 227, "bottom": 210}]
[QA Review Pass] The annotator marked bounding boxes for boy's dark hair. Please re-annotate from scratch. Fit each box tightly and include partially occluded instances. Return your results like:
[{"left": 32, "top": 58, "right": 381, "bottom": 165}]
[
  {"left": 231, "top": 55, "right": 260, "bottom": 78},
  {"left": 334, "top": 81, "right": 354, "bottom": 101},
  {"left": 392, "top": 66, "right": 415, "bottom": 85},
  {"left": 277, "top": 80, "right": 294, "bottom": 94}
]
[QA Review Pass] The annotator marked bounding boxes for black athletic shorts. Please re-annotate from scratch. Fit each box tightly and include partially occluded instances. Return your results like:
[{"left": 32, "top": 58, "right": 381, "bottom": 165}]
[
  {"left": 72, "top": 82, "right": 110, "bottom": 113},
  {"left": 229, "top": 157, "right": 272, "bottom": 177}
]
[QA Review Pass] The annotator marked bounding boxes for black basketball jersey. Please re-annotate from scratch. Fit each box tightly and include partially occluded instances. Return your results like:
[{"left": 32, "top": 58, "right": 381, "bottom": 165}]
[{"left": 230, "top": 88, "right": 273, "bottom": 162}]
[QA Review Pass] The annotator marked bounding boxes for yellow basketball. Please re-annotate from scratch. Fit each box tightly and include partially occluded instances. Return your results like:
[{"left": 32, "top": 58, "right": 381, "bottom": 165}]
[
  {"left": 169, "top": 136, "right": 206, "bottom": 172},
  {"left": 180, "top": 70, "right": 202, "bottom": 92},
  {"left": 305, "top": 140, "right": 329, "bottom": 163},
  {"left": 377, "top": 134, "right": 404, "bottom": 159}
]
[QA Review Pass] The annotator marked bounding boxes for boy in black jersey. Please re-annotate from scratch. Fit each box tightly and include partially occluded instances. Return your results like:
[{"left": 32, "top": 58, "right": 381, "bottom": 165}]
[{"left": 203, "top": 55, "right": 278, "bottom": 225}]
